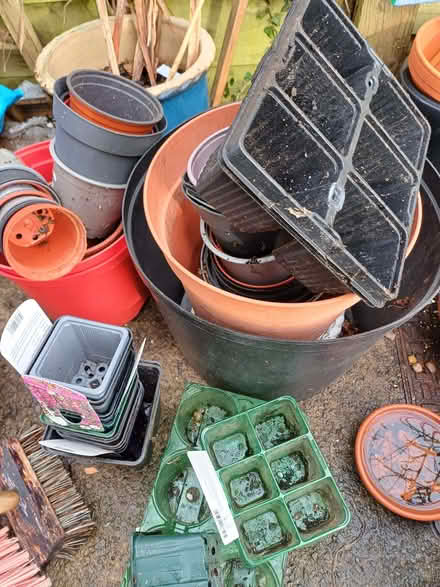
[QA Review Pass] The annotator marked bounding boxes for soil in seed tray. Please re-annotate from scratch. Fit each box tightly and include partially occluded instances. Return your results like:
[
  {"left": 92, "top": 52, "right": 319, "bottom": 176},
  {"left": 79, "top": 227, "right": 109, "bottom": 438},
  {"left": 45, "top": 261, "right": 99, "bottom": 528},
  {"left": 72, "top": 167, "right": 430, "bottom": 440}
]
[
  {"left": 242, "top": 511, "right": 286, "bottom": 554},
  {"left": 168, "top": 467, "right": 209, "bottom": 524},
  {"left": 288, "top": 491, "right": 329, "bottom": 532},
  {"left": 213, "top": 433, "right": 248, "bottom": 467},
  {"left": 230, "top": 471, "right": 265, "bottom": 507},
  {"left": 271, "top": 453, "right": 307, "bottom": 490},
  {"left": 228, "top": 561, "right": 256, "bottom": 587},
  {"left": 186, "top": 405, "right": 228, "bottom": 445},
  {"left": 255, "top": 415, "right": 296, "bottom": 449}
]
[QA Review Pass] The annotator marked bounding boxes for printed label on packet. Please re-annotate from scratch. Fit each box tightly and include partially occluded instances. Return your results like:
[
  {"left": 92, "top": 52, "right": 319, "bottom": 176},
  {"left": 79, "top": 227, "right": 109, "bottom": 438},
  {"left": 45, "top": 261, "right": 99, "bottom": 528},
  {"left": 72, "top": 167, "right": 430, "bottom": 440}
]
[
  {"left": 0, "top": 299, "right": 52, "bottom": 375},
  {"left": 188, "top": 451, "right": 239, "bottom": 545}
]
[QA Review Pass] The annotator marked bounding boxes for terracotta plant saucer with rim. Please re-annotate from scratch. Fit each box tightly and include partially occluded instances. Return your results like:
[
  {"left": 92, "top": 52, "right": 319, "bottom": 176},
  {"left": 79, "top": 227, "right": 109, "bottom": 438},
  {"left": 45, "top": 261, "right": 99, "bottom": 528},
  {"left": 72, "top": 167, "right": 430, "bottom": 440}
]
[{"left": 355, "top": 404, "right": 440, "bottom": 521}]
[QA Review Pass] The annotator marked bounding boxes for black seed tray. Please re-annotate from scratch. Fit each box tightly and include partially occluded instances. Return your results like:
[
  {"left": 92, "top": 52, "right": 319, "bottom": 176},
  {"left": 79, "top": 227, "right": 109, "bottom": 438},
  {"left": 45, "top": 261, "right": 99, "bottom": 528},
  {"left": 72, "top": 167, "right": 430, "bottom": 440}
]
[{"left": 201, "top": 0, "right": 429, "bottom": 307}]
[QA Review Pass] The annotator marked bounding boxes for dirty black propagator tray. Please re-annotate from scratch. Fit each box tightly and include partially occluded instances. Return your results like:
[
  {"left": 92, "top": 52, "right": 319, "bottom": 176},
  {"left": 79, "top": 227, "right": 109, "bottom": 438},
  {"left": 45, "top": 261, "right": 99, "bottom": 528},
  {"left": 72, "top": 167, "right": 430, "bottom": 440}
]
[{"left": 200, "top": 0, "right": 430, "bottom": 308}]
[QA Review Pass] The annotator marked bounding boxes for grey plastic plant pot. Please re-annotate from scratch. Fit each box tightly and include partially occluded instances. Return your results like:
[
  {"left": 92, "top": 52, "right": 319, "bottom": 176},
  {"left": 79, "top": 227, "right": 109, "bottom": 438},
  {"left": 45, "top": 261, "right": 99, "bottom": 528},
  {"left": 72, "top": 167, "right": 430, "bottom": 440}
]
[
  {"left": 123, "top": 120, "right": 440, "bottom": 402},
  {"left": 53, "top": 76, "right": 167, "bottom": 185},
  {"left": 0, "top": 164, "right": 48, "bottom": 186},
  {"left": 50, "top": 141, "right": 124, "bottom": 240}
]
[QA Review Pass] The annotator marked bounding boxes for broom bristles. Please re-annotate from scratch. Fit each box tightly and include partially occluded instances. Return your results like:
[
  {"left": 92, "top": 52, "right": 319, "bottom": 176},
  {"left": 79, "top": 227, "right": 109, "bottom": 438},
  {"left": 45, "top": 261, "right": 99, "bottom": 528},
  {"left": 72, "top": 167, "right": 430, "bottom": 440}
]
[
  {"left": 0, "top": 526, "right": 52, "bottom": 587},
  {"left": 19, "top": 426, "right": 96, "bottom": 561}
]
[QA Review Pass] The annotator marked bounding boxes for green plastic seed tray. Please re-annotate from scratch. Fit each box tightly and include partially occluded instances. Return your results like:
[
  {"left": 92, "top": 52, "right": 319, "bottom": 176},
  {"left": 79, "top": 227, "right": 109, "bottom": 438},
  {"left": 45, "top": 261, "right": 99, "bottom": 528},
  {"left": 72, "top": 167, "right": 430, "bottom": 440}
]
[
  {"left": 122, "top": 383, "right": 287, "bottom": 587},
  {"left": 200, "top": 396, "right": 351, "bottom": 567}
]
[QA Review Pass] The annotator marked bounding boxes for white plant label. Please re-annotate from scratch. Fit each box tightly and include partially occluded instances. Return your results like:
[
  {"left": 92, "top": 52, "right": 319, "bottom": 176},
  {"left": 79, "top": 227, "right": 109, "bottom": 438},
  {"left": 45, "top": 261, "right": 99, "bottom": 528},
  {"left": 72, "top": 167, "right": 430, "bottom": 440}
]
[{"left": 188, "top": 451, "right": 239, "bottom": 545}]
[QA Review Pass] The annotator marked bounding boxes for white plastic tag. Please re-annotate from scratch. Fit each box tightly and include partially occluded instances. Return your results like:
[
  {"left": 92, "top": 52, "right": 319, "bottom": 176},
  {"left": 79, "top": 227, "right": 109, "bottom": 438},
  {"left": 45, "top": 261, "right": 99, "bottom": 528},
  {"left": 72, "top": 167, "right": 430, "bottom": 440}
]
[
  {"left": 40, "top": 439, "right": 115, "bottom": 457},
  {"left": 0, "top": 299, "right": 51, "bottom": 375},
  {"left": 188, "top": 451, "right": 239, "bottom": 545},
  {"left": 157, "top": 64, "right": 181, "bottom": 79}
]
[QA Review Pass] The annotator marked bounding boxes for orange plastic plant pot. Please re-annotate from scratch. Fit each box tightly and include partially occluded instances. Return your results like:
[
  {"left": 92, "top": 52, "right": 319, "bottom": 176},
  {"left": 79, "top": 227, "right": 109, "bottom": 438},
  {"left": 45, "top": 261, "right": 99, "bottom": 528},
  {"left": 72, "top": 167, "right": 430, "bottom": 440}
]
[
  {"left": 355, "top": 404, "right": 440, "bottom": 521},
  {"left": 144, "top": 103, "right": 361, "bottom": 340},
  {"left": 69, "top": 94, "right": 155, "bottom": 135},
  {"left": 3, "top": 203, "right": 87, "bottom": 281},
  {"left": 408, "top": 17, "right": 440, "bottom": 101}
]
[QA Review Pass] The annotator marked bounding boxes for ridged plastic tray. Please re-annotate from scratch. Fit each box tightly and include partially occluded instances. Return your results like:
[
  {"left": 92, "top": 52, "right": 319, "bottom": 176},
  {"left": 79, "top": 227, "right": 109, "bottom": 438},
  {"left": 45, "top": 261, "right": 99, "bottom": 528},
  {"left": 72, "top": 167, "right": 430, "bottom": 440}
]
[{"left": 200, "top": 0, "right": 430, "bottom": 307}]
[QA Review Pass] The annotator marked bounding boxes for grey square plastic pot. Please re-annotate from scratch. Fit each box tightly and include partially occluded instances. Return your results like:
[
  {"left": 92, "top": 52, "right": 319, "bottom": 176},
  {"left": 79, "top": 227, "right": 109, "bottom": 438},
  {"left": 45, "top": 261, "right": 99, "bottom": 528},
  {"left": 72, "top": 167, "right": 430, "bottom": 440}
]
[
  {"left": 29, "top": 315, "right": 132, "bottom": 400},
  {"left": 52, "top": 77, "right": 167, "bottom": 185}
]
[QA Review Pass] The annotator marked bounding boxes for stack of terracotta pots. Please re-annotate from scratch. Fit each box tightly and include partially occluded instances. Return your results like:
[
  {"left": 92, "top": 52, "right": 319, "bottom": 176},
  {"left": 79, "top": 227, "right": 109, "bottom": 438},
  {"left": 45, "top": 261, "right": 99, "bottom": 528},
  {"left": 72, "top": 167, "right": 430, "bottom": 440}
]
[
  {"left": 51, "top": 70, "right": 166, "bottom": 243},
  {"left": 0, "top": 164, "right": 86, "bottom": 281}
]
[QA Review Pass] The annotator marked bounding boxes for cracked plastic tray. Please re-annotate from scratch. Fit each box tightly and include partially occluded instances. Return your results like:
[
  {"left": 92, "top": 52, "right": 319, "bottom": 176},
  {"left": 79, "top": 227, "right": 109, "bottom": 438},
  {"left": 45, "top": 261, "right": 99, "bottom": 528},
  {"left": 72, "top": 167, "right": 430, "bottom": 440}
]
[
  {"left": 201, "top": 0, "right": 429, "bottom": 307},
  {"left": 122, "top": 383, "right": 287, "bottom": 586},
  {"left": 200, "top": 396, "right": 350, "bottom": 567}
]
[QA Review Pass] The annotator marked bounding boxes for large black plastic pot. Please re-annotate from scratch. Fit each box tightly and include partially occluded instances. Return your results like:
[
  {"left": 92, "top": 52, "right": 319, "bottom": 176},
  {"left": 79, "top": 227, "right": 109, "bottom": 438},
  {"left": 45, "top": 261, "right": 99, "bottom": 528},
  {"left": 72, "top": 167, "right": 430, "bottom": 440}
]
[{"left": 123, "top": 138, "right": 440, "bottom": 401}]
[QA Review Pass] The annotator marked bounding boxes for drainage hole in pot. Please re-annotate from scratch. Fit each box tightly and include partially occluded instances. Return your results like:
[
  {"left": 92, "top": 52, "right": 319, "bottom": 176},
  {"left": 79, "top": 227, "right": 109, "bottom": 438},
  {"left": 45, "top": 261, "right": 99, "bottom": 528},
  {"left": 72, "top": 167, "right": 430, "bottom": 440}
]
[
  {"left": 89, "top": 378, "right": 100, "bottom": 389},
  {"left": 15, "top": 234, "right": 22, "bottom": 240},
  {"left": 32, "top": 235, "right": 39, "bottom": 241}
]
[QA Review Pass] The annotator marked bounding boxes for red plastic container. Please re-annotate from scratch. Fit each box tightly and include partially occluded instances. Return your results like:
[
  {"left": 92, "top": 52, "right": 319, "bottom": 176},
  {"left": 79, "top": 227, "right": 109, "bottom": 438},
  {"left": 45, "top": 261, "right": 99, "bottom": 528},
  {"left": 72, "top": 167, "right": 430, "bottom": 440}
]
[{"left": 0, "top": 141, "right": 148, "bottom": 324}]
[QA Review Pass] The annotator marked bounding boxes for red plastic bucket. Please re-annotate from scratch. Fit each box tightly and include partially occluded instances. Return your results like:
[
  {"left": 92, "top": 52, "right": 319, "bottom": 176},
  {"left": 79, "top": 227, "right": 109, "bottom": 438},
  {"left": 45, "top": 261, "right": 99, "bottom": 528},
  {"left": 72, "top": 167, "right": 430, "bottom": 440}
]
[{"left": 0, "top": 140, "right": 148, "bottom": 324}]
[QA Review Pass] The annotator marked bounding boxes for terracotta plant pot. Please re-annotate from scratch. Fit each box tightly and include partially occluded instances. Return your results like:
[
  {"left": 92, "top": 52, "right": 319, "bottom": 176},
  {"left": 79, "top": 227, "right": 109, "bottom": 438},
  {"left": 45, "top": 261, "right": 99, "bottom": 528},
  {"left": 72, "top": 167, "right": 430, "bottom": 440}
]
[
  {"left": 67, "top": 70, "right": 163, "bottom": 135},
  {"left": 144, "top": 103, "right": 361, "bottom": 340},
  {"left": 3, "top": 202, "right": 87, "bottom": 280},
  {"left": 0, "top": 178, "right": 60, "bottom": 203},
  {"left": 409, "top": 17, "right": 440, "bottom": 101},
  {"left": 355, "top": 404, "right": 440, "bottom": 521}
]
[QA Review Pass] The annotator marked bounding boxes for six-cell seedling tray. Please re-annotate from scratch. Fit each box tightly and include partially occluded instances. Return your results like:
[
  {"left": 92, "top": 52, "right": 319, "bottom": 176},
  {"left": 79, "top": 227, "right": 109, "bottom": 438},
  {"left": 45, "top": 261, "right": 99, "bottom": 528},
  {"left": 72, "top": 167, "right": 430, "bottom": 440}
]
[{"left": 201, "top": 396, "right": 350, "bottom": 567}]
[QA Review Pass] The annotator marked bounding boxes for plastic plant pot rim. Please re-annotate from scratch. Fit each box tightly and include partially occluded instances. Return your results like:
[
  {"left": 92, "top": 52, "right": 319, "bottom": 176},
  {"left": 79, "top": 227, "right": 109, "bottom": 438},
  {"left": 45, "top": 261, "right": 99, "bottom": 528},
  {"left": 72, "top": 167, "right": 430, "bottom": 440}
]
[
  {"left": 183, "top": 183, "right": 219, "bottom": 215},
  {"left": 50, "top": 140, "right": 127, "bottom": 189},
  {"left": 410, "top": 18, "right": 440, "bottom": 83},
  {"left": 0, "top": 187, "right": 55, "bottom": 209},
  {"left": 355, "top": 404, "right": 440, "bottom": 521},
  {"left": 0, "top": 178, "right": 61, "bottom": 204},
  {"left": 187, "top": 126, "right": 229, "bottom": 186},
  {"left": 407, "top": 192, "right": 423, "bottom": 258},
  {"left": 0, "top": 164, "right": 47, "bottom": 185},
  {"left": 200, "top": 220, "right": 276, "bottom": 265},
  {"left": 67, "top": 69, "right": 164, "bottom": 130},
  {"left": 400, "top": 62, "right": 440, "bottom": 114},
  {"left": 212, "top": 251, "right": 297, "bottom": 290},
  {"left": 85, "top": 222, "right": 123, "bottom": 258},
  {"left": 56, "top": 79, "right": 167, "bottom": 143}
]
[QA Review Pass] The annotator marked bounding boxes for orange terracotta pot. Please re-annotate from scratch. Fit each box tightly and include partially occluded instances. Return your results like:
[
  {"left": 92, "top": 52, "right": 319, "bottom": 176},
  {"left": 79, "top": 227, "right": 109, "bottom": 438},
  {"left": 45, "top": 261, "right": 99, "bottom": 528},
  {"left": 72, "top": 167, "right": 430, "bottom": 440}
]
[
  {"left": 144, "top": 103, "right": 361, "bottom": 340},
  {"left": 69, "top": 94, "right": 155, "bottom": 135},
  {"left": 408, "top": 17, "right": 440, "bottom": 101},
  {"left": 3, "top": 203, "right": 87, "bottom": 281},
  {"left": 355, "top": 404, "right": 440, "bottom": 521}
]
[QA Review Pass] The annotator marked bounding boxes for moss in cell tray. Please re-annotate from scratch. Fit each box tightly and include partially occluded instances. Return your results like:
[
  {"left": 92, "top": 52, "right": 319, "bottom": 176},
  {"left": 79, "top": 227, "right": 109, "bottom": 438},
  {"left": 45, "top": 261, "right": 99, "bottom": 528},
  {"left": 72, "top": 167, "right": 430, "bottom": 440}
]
[
  {"left": 288, "top": 491, "right": 329, "bottom": 532},
  {"left": 255, "top": 416, "right": 295, "bottom": 449},
  {"left": 186, "top": 405, "right": 228, "bottom": 445},
  {"left": 230, "top": 471, "right": 265, "bottom": 507},
  {"left": 242, "top": 511, "right": 284, "bottom": 554},
  {"left": 271, "top": 453, "right": 307, "bottom": 490},
  {"left": 213, "top": 433, "right": 248, "bottom": 467}
]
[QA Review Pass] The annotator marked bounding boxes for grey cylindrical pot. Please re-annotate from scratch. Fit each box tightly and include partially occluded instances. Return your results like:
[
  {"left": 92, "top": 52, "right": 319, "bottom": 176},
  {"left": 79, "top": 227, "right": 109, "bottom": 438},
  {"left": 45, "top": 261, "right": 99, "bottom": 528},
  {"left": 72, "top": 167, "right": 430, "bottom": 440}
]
[
  {"left": 50, "top": 140, "right": 124, "bottom": 239},
  {"left": 53, "top": 76, "right": 167, "bottom": 185}
]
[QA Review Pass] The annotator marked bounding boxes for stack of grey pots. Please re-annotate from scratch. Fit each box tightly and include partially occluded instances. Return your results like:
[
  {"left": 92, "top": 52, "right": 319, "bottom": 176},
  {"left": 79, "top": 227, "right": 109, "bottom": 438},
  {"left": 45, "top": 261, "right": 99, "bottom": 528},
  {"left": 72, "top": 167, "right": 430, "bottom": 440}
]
[{"left": 51, "top": 70, "right": 166, "bottom": 241}]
